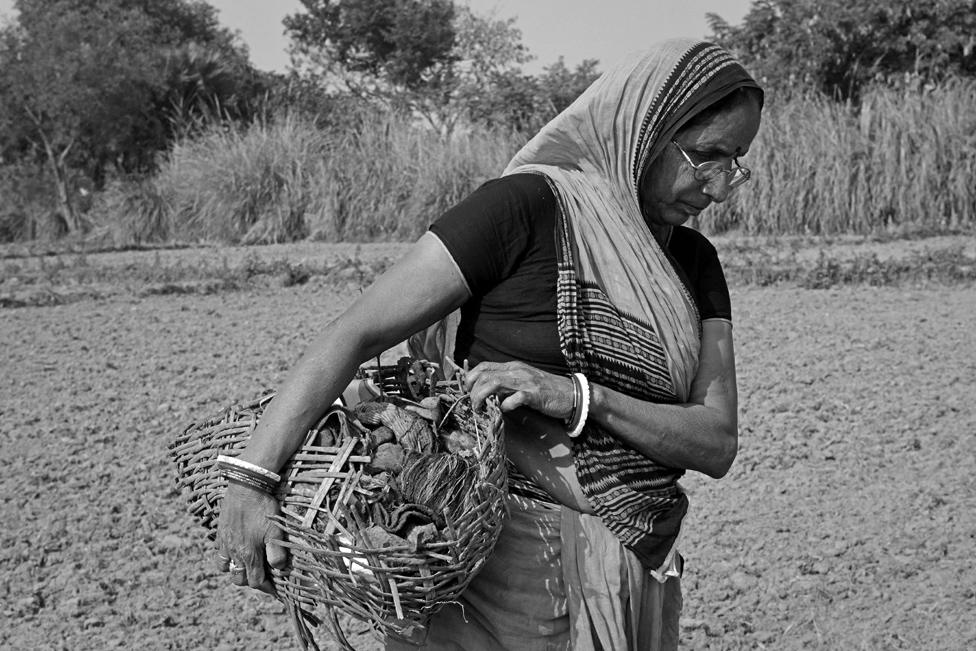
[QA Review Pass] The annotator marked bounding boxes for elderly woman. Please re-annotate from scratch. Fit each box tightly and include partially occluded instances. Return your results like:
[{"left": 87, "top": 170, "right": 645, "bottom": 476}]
[{"left": 217, "top": 38, "right": 762, "bottom": 650}]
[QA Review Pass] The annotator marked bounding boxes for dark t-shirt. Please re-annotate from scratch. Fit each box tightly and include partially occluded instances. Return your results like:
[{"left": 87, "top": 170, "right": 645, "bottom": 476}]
[{"left": 430, "top": 173, "right": 731, "bottom": 375}]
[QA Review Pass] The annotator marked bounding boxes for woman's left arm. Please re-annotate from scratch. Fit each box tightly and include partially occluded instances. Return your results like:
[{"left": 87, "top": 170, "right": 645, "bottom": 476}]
[
  {"left": 465, "top": 319, "right": 738, "bottom": 479},
  {"left": 589, "top": 319, "right": 738, "bottom": 478}
]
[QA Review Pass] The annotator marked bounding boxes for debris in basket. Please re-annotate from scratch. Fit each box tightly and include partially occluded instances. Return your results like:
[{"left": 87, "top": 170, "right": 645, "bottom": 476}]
[
  {"left": 381, "top": 503, "right": 438, "bottom": 537},
  {"left": 370, "top": 442, "right": 405, "bottom": 473},
  {"left": 355, "top": 400, "right": 437, "bottom": 454},
  {"left": 440, "top": 429, "right": 478, "bottom": 455},
  {"left": 395, "top": 452, "right": 479, "bottom": 522},
  {"left": 362, "top": 522, "right": 439, "bottom": 554},
  {"left": 368, "top": 425, "right": 396, "bottom": 448},
  {"left": 403, "top": 396, "right": 443, "bottom": 423},
  {"left": 342, "top": 396, "right": 487, "bottom": 549}
]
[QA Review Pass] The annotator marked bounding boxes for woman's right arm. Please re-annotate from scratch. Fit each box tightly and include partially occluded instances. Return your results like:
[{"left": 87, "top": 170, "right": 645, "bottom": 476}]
[{"left": 216, "top": 231, "right": 470, "bottom": 592}]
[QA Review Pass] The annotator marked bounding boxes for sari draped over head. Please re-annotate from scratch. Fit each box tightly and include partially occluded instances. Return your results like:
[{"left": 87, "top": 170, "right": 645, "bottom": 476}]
[
  {"left": 503, "top": 39, "right": 760, "bottom": 569},
  {"left": 410, "top": 39, "right": 761, "bottom": 570}
]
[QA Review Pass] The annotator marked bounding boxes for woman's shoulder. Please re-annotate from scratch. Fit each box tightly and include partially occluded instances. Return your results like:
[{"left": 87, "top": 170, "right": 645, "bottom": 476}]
[
  {"left": 466, "top": 173, "right": 557, "bottom": 211},
  {"left": 434, "top": 173, "right": 557, "bottom": 231}
]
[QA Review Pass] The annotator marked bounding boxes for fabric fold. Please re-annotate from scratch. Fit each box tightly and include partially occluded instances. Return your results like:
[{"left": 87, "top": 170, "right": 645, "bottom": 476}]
[{"left": 503, "top": 39, "right": 760, "bottom": 568}]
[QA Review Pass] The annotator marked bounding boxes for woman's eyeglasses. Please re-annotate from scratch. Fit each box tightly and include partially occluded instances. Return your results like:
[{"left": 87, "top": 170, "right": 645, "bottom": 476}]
[{"left": 671, "top": 140, "right": 751, "bottom": 189}]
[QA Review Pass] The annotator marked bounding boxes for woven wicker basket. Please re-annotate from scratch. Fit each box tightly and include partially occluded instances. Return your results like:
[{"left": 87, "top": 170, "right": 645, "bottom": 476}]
[{"left": 169, "top": 364, "right": 507, "bottom": 651}]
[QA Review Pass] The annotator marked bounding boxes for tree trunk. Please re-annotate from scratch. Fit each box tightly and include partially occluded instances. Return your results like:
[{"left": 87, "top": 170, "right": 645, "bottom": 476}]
[
  {"left": 52, "top": 142, "right": 79, "bottom": 232},
  {"left": 24, "top": 105, "right": 80, "bottom": 234}
]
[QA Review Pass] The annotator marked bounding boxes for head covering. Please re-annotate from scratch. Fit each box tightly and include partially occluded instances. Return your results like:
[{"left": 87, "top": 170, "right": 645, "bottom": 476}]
[
  {"left": 504, "top": 39, "right": 762, "bottom": 569},
  {"left": 505, "top": 38, "right": 761, "bottom": 401}
]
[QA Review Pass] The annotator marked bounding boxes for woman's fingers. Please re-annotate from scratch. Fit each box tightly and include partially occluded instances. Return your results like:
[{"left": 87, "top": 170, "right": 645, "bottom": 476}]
[
  {"left": 468, "top": 370, "right": 511, "bottom": 409},
  {"left": 468, "top": 362, "right": 523, "bottom": 403},
  {"left": 246, "top": 520, "right": 287, "bottom": 595},
  {"left": 216, "top": 485, "right": 286, "bottom": 594},
  {"left": 462, "top": 361, "right": 504, "bottom": 395},
  {"left": 466, "top": 361, "right": 575, "bottom": 419},
  {"left": 266, "top": 522, "right": 288, "bottom": 570}
]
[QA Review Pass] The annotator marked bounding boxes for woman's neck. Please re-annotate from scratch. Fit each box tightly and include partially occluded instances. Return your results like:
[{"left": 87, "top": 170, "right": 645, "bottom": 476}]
[{"left": 647, "top": 222, "right": 672, "bottom": 248}]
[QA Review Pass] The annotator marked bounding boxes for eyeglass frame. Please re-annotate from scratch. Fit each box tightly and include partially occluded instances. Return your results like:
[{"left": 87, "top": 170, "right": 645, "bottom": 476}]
[{"left": 670, "top": 139, "right": 752, "bottom": 189}]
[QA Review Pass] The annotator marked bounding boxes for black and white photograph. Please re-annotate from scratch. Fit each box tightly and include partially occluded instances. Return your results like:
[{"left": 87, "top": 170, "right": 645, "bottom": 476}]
[{"left": 2, "top": 1, "right": 974, "bottom": 649}]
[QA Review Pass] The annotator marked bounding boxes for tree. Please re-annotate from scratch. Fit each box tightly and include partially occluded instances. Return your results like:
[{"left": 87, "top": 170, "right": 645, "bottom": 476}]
[
  {"left": 284, "top": 0, "right": 457, "bottom": 92},
  {"left": 708, "top": 0, "right": 976, "bottom": 100},
  {"left": 439, "top": 6, "right": 533, "bottom": 133},
  {"left": 0, "top": 2, "right": 160, "bottom": 231},
  {"left": 0, "top": 0, "right": 258, "bottom": 234},
  {"left": 535, "top": 57, "right": 601, "bottom": 116},
  {"left": 284, "top": 0, "right": 532, "bottom": 135},
  {"left": 464, "top": 57, "right": 601, "bottom": 133}
]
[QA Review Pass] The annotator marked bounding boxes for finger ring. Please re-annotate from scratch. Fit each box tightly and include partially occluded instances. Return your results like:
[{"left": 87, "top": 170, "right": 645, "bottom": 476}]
[{"left": 228, "top": 560, "right": 244, "bottom": 573}]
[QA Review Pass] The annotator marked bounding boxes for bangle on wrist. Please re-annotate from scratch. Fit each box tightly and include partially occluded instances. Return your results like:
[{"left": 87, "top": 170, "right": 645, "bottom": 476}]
[
  {"left": 216, "top": 455, "right": 280, "bottom": 495},
  {"left": 566, "top": 373, "right": 590, "bottom": 439},
  {"left": 216, "top": 454, "right": 281, "bottom": 482},
  {"left": 220, "top": 468, "right": 278, "bottom": 495}
]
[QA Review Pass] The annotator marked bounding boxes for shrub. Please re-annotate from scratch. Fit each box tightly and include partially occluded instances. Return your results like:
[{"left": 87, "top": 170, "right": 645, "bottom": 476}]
[
  {"left": 0, "top": 163, "right": 57, "bottom": 241},
  {"left": 145, "top": 109, "right": 518, "bottom": 244},
  {"left": 699, "top": 82, "right": 976, "bottom": 236}
]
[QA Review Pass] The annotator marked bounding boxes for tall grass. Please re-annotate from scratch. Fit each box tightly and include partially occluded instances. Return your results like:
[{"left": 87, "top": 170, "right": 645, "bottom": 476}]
[
  {"left": 143, "top": 112, "right": 518, "bottom": 244},
  {"left": 100, "top": 81, "right": 976, "bottom": 245},
  {"left": 701, "top": 82, "right": 976, "bottom": 235},
  {"left": 151, "top": 115, "right": 333, "bottom": 244}
]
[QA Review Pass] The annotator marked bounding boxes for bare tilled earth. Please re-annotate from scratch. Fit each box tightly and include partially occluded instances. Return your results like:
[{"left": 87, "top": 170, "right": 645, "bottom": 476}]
[{"left": 2, "top": 240, "right": 975, "bottom": 650}]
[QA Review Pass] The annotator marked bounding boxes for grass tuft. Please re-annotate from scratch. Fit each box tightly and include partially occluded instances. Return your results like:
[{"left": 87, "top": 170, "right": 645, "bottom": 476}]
[
  {"left": 700, "top": 82, "right": 976, "bottom": 236},
  {"left": 148, "top": 111, "right": 518, "bottom": 245}
]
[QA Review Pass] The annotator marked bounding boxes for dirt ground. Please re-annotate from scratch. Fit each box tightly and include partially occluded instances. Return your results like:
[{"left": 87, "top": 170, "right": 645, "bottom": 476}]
[{"left": 2, "top": 240, "right": 974, "bottom": 650}]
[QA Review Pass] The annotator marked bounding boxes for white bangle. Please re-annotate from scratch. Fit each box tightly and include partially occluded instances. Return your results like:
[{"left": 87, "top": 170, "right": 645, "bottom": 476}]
[
  {"left": 566, "top": 373, "right": 590, "bottom": 439},
  {"left": 216, "top": 454, "right": 281, "bottom": 483}
]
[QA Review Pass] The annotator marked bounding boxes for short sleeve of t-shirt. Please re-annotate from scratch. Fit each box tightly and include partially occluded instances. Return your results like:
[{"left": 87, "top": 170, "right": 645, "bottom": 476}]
[
  {"left": 430, "top": 173, "right": 557, "bottom": 298},
  {"left": 667, "top": 226, "right": 733, "bottom": 322}
]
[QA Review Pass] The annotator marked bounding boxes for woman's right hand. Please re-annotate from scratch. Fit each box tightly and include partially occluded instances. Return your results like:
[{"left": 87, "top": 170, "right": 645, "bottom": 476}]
[{"left": 215, "top": 483, "right": 288, "bottom": 595}]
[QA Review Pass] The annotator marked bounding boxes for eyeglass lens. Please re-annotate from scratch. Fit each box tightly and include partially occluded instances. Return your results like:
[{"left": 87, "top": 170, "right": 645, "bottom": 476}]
[{"left": 694, "top": 162, "right": 750, "bottom": 187}]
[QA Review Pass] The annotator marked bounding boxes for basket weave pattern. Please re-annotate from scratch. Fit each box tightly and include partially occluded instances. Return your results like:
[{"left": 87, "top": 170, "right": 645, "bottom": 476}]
[{"left": 169, "top": 384, "right": 506, "bottom": 650}]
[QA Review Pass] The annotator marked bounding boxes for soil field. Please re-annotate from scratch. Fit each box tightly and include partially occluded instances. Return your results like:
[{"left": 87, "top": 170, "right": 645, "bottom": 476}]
[{"left": 2, "top": 240, "right": 975, "bottom": 650}]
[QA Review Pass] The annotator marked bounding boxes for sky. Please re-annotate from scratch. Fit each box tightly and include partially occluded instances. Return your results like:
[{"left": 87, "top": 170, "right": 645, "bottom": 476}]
[{"left": 0, "top": 0, "right": 754, "bottom": 73}]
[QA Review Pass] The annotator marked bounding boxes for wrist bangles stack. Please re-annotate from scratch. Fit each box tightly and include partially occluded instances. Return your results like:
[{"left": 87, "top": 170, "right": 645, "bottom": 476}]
[{"left": 216, "top": 455, "right": 280, "bottom": 495}]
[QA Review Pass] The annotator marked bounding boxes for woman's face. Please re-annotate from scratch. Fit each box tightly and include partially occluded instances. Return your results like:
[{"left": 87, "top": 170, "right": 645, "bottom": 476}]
[{"left": 639, "top": 98, "right": 762, "bottom": 233}]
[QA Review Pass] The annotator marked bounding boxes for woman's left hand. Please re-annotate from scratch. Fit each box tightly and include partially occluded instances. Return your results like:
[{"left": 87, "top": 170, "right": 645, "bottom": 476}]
[{"left": 464, "top": 361, "right": 575, "bottom": 420}]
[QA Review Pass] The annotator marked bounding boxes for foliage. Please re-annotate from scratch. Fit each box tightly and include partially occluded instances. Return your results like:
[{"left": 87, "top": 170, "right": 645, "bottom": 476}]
[
  {"left": 285, "top": 0, "right": 456, "bottom": 128},
  {"left": 285, "top": 0, "right": 457, "bottom": 88},
  {"left": 697, "top": 81, "right": 976, "bottom": 236},
  {"left": 284, "top": 0, "right": 533, "bottom": 135},
  {"left": 466, "top": 56, "right": 600, "bottom": 133},
  {"left": 14, "top": 77, "right": 976, "bottom": 246},
  {"left": 0, "top": 0, "right": 260, "bottom": 235},
  {"left": 0, "top": 162, "right": 54, "bottom": 240},
  {"left": 535, "top": 57, "right": 602, "bottom": 116},
  {"left": 132, "top": 111, "right": 519, "bottom": 245},
  {"left": 708, "top": 0, "right": 976, "bottom": 100}
]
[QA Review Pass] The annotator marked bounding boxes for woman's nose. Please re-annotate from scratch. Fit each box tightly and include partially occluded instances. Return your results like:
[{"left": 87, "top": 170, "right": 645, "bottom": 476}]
[{"left": 703, "top": 176, "right": 732, "bottom": 203}]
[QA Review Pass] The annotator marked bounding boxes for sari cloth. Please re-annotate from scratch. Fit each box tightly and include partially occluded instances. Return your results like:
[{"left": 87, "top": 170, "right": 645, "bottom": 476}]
[
  {"left": 401, "top": 39, "right": 760, "bottom": 649},
  {"left": 504, "top": 39, "right": 761, "bottom": 570},
  {"left": 384, "top": 494, "right": 682, "bottom": 651}
]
